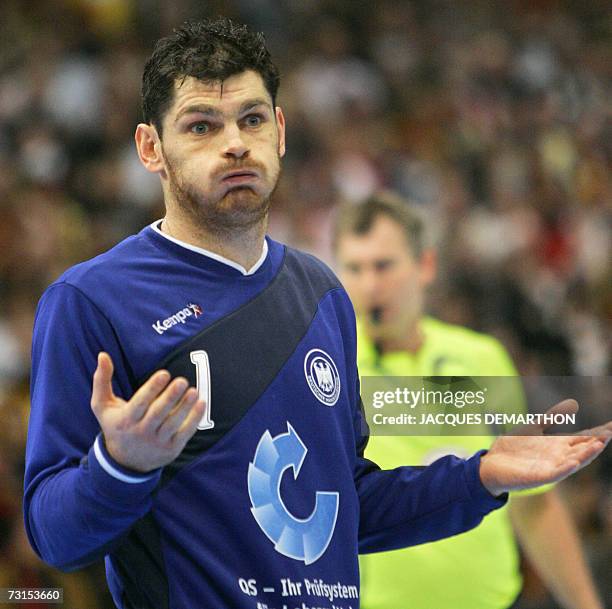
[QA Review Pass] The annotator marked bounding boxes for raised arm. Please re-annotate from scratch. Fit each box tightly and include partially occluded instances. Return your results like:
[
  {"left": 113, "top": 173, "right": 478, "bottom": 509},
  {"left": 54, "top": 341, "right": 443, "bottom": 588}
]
[
  {"left": 24, "top": 284, "right": 202, "bottom": 570},
  {"left": 354, "top": 393, "right": 611, "bottom": 555}
]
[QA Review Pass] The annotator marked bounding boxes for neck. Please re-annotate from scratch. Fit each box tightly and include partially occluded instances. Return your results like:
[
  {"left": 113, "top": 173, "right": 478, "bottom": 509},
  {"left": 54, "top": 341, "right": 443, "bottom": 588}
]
[
  {"left": 161, "top": 211, "right": 268, "bottom": 271},
  {"left": 379, "top": 319, "right": 424, "bottom": 354}
]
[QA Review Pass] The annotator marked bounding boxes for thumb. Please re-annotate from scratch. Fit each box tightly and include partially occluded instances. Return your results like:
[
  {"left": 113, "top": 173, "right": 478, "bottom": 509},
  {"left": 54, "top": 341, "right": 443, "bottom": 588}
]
[
  {"left": 91, "top": 352, "right": 116, "bottom": 410},
  {"left": 508, "top": 399, "right": 579, "bottom": 436},
  {"left": 540, "top": 399, "right": 579, "bottom": 432}
]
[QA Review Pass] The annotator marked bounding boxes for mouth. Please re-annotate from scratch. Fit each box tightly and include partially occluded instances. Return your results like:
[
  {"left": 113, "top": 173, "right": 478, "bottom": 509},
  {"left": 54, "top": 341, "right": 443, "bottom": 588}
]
[
  {"left": 369, "top": 307, "right": 384, "bottom": 325},
  {"left": 221, "top": 169, "right": 259, "bottom": 185}
]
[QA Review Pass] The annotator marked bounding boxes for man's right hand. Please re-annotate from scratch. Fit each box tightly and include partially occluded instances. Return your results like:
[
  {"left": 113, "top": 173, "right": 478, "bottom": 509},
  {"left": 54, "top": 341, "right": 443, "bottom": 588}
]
[{"left": 90, "top": 352, "right": 205, "bottom": 473}]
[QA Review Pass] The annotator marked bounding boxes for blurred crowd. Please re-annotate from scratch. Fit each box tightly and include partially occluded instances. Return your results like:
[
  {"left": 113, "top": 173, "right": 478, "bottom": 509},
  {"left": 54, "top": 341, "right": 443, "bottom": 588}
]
[{"left": 0, "top": 0, "right": 609, "bottom": 607}]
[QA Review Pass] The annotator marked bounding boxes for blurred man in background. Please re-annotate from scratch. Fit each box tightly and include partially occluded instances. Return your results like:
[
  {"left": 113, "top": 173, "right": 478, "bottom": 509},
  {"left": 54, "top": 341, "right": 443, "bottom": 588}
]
[{"left": 334, "top": 191, "right": 604, "bottom": 609}]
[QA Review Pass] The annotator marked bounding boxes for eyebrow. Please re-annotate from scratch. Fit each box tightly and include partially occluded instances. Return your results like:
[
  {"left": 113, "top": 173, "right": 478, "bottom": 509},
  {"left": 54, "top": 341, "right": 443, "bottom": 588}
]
[{"left": 174, "top": 98, "right": 272, "bottom": 123}]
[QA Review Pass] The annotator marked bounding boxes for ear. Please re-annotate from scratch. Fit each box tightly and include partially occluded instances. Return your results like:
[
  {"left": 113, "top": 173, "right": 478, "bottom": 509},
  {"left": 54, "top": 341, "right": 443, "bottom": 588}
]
[
  {"left": 134, "top": 123, "right": 165, "bottom": 174},
  {"left": 419, "top": 248, "right": 437, "bottom": 287},
  {"left": 275, "top": 106, "right": 286, "bottom": 157}
]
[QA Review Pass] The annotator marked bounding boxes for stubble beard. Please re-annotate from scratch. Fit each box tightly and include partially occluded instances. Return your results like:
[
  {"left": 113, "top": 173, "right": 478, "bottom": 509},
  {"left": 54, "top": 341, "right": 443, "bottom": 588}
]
[{"left": 164, "top": 154, "right": 280, "bottom": 235}]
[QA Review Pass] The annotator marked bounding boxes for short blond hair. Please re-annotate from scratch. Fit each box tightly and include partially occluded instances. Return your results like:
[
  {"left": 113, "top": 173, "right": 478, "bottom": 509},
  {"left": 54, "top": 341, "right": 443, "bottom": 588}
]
[{"left": 333, "top": 191, "right": 425, "bottom": 257}]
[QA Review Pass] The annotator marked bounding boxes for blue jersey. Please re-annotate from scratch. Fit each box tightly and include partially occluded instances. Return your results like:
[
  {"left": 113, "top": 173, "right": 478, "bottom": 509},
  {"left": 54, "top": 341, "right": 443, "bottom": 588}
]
[{"left": 25, "top": 223, "right": 505, "bottom": 609}]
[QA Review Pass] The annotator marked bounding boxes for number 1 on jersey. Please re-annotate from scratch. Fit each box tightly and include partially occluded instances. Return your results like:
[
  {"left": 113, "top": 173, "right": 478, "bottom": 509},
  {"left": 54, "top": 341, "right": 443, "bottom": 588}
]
[{"left": 190, "top": 350, "right": 214, "bottom": 430}]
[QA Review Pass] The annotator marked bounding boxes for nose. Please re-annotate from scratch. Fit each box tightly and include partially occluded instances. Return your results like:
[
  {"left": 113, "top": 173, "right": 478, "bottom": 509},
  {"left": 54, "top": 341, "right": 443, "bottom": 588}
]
[
  {"left": 349, "top": 268, "right": 381, "bottom": 307},
  {"left": 361, "top": 268, "right": 383, "bottom": 301},
  {"left": 222, "top": 124, "right": 249, "bottom": 159}
]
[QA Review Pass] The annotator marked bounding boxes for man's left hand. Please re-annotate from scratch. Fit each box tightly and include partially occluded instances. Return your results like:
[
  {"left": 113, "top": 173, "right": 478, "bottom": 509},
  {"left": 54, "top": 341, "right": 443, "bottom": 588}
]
[{"left": 480, "top": 400, "right": 612, "bottom": 497}]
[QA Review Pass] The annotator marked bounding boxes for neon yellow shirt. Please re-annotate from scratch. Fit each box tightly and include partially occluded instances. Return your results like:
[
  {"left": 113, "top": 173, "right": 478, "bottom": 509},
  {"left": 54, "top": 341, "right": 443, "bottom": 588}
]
[{"left": 359, "top": 317, "right": 527, "bottom": 609}]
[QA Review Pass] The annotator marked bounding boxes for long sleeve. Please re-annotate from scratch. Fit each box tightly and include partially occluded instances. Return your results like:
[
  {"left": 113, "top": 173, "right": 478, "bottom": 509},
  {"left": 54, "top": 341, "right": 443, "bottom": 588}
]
[
  {"left": 24, "top": 283, "right": 160, "bottom": 571},
  {"left": 352, "top": 397, "right": 507, "bottom": 554},
  {"left": 333, "top": 286, "right": 508, "bottom": 554}
]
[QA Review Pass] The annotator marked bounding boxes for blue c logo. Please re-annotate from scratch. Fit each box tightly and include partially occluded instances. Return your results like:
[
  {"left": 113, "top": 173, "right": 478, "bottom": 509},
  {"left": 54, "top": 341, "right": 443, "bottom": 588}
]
[{"left": 247, "top": 423, "right": 339, "bottom": 565}]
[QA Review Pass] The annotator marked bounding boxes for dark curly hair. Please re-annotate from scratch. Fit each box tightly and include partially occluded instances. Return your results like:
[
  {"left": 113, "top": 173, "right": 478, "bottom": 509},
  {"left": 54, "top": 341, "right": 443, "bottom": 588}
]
[{"left": 142, "top": 17, "right": 280, "bottom": 136}]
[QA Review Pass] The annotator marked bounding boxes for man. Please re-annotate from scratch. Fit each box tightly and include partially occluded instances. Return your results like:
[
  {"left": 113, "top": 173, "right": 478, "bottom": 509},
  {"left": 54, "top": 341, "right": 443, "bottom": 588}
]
[
  {"left": 334, "top": 191, "right": 604, "bottom": 609},
  {"left": 25, "top": 18, "right": 610, "bottom": 609}
]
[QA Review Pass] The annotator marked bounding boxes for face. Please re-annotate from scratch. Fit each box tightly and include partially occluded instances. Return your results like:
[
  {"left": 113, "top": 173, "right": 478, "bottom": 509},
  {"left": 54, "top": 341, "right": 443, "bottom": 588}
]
[
  {"left": 336, "top": 215, "right": 435, "bottom": 344},
  {"left": 136, "top": 70, "right": 285, "bottom": 232}
]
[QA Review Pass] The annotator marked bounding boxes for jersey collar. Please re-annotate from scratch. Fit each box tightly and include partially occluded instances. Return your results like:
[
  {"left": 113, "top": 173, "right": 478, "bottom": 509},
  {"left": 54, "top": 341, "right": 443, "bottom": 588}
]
[{"left": 150, "top": 220, "right": 268, "bottom": 276}]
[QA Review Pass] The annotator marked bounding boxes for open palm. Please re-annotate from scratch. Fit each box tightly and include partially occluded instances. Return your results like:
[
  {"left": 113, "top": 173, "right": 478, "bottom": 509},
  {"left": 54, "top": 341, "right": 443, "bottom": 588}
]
[{"left": 480, "top": 400, "right": 612, "bottom": 496}]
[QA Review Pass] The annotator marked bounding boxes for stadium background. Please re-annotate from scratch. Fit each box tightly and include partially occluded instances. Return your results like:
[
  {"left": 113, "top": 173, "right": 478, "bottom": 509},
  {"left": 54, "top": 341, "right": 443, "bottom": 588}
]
[{"left": 0, "top": 1, "right": 609, "bottom": 607}]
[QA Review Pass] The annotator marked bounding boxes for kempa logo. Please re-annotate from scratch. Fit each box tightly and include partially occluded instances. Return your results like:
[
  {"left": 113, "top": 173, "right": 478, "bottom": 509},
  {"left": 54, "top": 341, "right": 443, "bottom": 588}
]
[{"left": 152, "top": 303, "right": 203, "bottom": 335}]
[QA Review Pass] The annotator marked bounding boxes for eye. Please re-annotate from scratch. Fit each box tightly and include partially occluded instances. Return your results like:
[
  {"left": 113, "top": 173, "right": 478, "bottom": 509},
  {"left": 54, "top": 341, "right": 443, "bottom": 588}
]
[
  {"left": 243, "top": 114, "right": 264, "bottom": 127},
  {"left": 375, "top": 260, "right": 393, "bottom": 272},
  {"left": 190, "top": 122, "right": 210, "bottom": 135}
]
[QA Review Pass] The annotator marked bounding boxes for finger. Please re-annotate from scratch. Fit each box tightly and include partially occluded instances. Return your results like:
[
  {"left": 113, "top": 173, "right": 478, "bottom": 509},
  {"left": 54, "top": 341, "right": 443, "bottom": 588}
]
[
  {"left": 559, "top": 439, "right": 605, "bottom": 475},
  {"left": 544, "top": 441, "right": 604, "bottom": 484},
  {"left": 569, "top": 434, "right": 595, "bottom": 445},
  {"left": 128, "top": 369, "right": 172, "bottom": 421},
  {"left": 539, "top": 399, "right": 579, "bottom": 432},
  {"left": 507, "top": 399, "right": 581, "bottom": 437},
  {"left": 140, "top": 377, "right": 189, "bottom": 430},
  {"left": 570, "top": 429, "right": 612, "bottom": 444},
  {"left": 157, "top": 388, "right": 199, "bottom": 443},
  {"left": 171, "top": 399, "right": 206, "bottom": 446},
  {"left": 571, "top": 422, "right": 612, "bottom": 440},
  {"left": 567, "top": 439, "right": 606, "bottom": 469},
  {"left": 91, "top": 352, "right": 116, "bottom": 411}
]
